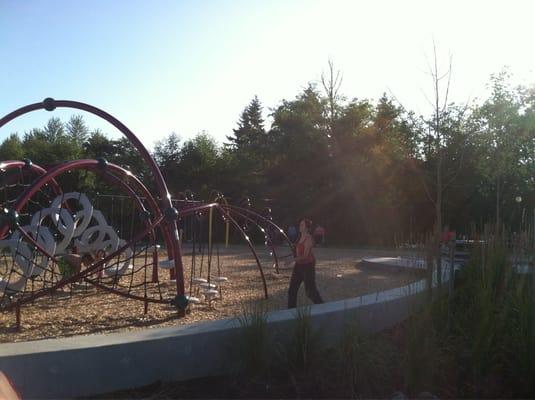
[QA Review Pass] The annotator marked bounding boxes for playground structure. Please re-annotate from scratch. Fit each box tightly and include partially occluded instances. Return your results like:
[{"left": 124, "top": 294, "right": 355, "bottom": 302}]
[{"left": 0, "top": 98, "right": 292, "bottom": 328}]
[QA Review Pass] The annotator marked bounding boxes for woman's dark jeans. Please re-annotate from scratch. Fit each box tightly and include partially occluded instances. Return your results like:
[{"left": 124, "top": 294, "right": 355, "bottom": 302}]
[{"left": 288, "top": 261, "right": 324, "bottom": 308}]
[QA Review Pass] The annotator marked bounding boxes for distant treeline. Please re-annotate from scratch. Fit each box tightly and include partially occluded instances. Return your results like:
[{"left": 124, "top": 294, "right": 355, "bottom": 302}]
[{"left": 1, "top": 70, "right": 533, "bottom": 245}]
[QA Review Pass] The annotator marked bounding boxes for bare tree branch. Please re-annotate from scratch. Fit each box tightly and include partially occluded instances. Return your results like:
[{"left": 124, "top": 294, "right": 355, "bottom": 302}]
[
  {"left": 443, "top": 103, "right": 473, "bottom": 191},
  {"left": 442, "top": 55, "right": 453, "bottom": 113},
  {"left": 420, "top": 88, "right": 435, "bottom": 109}
]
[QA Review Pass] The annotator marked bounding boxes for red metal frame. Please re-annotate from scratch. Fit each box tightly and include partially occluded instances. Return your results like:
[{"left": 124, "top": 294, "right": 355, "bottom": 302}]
[
  {"left": 0, "top": 160, "right": 62, "bottom": 239},
  {"left": 0, "top": 99, "right": 291, "bottom": 322},
  {"left": 2, "top": 214, "right": 165, "bottom": 312},
  {"left": 177, "top": 202, "right": 269, "bottom": 298},
  {"left": 0, "top": 99, "right": 184, "bottom": 298}
]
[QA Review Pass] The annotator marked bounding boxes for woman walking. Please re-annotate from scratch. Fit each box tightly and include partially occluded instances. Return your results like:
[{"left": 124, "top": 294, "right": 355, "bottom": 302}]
[{"left": 287, "top": 219, "right": 324, "bottom": 308}]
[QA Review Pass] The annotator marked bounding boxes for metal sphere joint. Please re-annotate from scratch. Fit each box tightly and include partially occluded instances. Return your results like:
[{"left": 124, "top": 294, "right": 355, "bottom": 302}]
[{"left": 43, "top": 97, "right": 56, "bottom": 111}]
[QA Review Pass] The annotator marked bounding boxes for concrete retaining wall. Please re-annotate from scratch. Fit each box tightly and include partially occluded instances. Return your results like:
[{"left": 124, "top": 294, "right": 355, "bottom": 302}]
[{"left": 0, "top": 257, "right": 446, "bottom": 399}]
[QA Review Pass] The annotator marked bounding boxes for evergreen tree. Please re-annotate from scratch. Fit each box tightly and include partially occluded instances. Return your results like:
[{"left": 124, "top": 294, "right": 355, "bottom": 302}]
[
  {"left": 43, "top": 117, "right": 65, "bottom": 141},
  {"left": 0, "top": 134, "right": 24, "bottom": 160},
  {"left": 66, "top": 115, "right": 89, "bottom": 144},
  {"left": 267, "top": 85, "right": 329, "bottom": 223},
  {"left": 23, "top": 118, "right": 78, "bottom": 165},
  {"left": 177, "top": 132, "right": 220, "bottom": 197},
  {"left": 473, "top": 70, "right": 535, "bottom": 227},
  {"left": 110, "top": 137, "right": 150, "bottom": 181},
  {"left": 83, "top": 129, "right": 116, "bottom": 159},
  {"left": 154, "top": 132, "right": 181, "bottom": 169},
  {"left": 153, "top": 132, "right": 182, "bottom": 193},
  {"left": 226, "top": 96, "right": 266, "bottom": 154}
]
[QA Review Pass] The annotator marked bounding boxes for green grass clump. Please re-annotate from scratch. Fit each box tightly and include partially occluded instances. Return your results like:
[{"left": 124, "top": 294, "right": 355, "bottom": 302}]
[
  {"left": 225, "top": 230, "right": 535, "bottom": 398},
  {"left": 235, "top": 301, "right": 269, "bottom": 378}
]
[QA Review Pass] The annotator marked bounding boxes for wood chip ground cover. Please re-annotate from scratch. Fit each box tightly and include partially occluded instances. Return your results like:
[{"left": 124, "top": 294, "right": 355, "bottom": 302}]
[{"left": 0, "top": 246, "right": 423, "bottom": 343}]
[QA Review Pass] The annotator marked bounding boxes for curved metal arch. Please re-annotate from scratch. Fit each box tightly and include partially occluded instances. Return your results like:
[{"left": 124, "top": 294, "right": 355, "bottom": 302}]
[
  {"left": 177, "top": 202, "right": 269, "bottom": 299},
  {"left": 0, "top": 99, "right": 185, "bottom": 296},
  {"left": 213, "top": 204, "right": 268, "bottom": 298},
  {"left": 10, "top": 160, "right": 159, "bottom": 220},
  {"left": 218, "top": 206, "right": 283, "bottom": 274},
  {"left": 0, "top": 160, "right": 62, "bottom": 197},
  {"left": 0, "top": 160, "right": 46, "bottom": 176},
  {"left": 226, "top": 204, "right": 294, "bottom": 250},
  {"left": 0, "top": 160, "right": 63, "bottom": 240},
  {"left": 4, "top": 160, "right": 167, "bottom": 265},
  {"left": 0, "top": 160, "right": 178, "bottom": 311},
  {"left": 1, "top": 160, "right": 179, "bottom": 296},
  {"left": 0, "top": 100, "right": 168, "bottom": 201},
  {"left": 3, "top": 213, "right": 166, "bottom": 312}
]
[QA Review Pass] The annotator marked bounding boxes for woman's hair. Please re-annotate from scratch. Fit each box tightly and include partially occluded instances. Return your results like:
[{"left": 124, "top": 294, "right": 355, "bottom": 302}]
[
  {"left": 81, "top": 249, "right": 106, "bottom": 265},
  {"left": 301, "top": 218, "right": 313, "bottom": 232},
  {"left": 81, "top": 253, "right": 95, "bottom": 265}
]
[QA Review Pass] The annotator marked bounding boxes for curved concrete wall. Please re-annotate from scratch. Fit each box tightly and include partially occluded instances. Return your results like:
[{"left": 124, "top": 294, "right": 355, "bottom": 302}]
[{"left": 0, "top": 257, "right": 451, "bottom": 399}]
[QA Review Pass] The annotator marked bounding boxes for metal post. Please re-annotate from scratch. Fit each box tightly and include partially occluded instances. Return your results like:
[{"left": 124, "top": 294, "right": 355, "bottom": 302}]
[
  {"left": 15, "top": 305, "right": 21, "bottom": 330},
  {"left": 152, "top": 248, "right": 159, "bottom": 283}
]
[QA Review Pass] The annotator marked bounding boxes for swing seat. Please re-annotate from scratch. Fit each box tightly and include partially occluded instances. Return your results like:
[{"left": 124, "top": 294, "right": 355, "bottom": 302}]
[
  {"left": 159, "top": 259, "right": 174, "bottom": 269},
  {"left": 203, "top": 289, "right": 218, "bottom": 298},
  {"left": 104, "top": 264, "right": 133, "bottom": 276},
  {"left": 199, "top": 282, "right": 217, "bottom": 289},
  {"left": 72, "top": 282, "right": 94, "bottom": 291},
  {"left": 213, "top": 276, "right": 228, "bottom": 283},
  {"left": 275, "top": 262, "right": 293, "bottom": 270},
  {"left": 192, "top": 277, "right": 208, "bottom": 284}
]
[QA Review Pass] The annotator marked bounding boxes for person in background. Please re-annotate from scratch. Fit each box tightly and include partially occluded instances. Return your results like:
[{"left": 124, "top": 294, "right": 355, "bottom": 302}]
[
  {"left": 441, "top": 225, "right": 456, "bottom": 254},
  {"left": 286, "top": 219, "right": 324, "bottom": 308},
  {"left": 441, "top": 225, "right": 455, "bottom": 244},
  {"left": 58, "top": 249, "right": 106, "bottom": 281},
  {"left": 287, "top": 224, "right": 297, "bottom": 244},
  {"left": 313, "top": 224, "right": 325, "bottom": 246},
  {"left": 58, "top": 253, "right": 90, "bottom": 281}
]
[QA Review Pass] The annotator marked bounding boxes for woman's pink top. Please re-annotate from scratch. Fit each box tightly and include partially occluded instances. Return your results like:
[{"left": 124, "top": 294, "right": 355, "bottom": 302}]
[{"left": 296, "top": 240, "right": 315, "bottom": 264}]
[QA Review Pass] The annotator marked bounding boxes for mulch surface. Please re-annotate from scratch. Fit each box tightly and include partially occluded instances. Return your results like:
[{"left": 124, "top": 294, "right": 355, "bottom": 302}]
[{"left": 0, "top": 246, "right": 422, "bottom": 343}]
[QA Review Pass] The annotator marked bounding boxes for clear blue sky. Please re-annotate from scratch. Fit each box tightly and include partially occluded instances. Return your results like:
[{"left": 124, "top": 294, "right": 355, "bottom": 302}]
[{"left": 1, "top": 0, "right": 534, "bottom": 148}]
